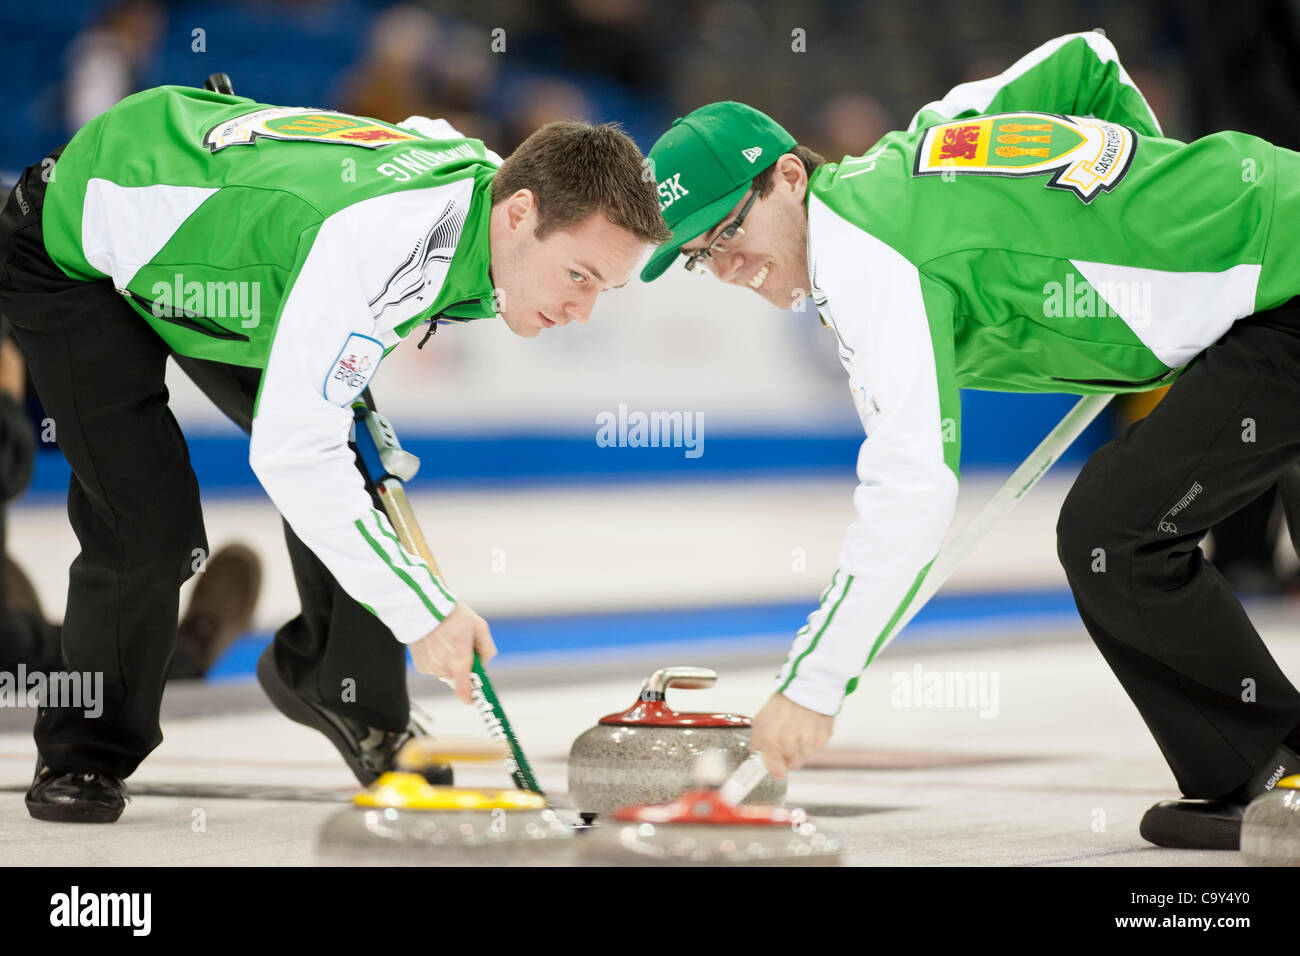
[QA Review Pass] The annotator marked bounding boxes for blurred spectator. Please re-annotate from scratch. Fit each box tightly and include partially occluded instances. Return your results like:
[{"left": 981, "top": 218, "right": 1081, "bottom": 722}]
[
  {"left": 337, "top": 5, "right": 500, "bottom": 145},
  {"left": 0, "top": 320, "right": 261, "bottom": 679},
  {"left": 500, "top": 76, "right": 595, "bottom": 152},
  {"left": 0, "top": 326, "right": 40, "bottom": 670},
  {"left": 64, "top": 0, "right": 164, "bottom": 130},
  {"left": 339, "top": 4, "right": 444, "bottom": 123},
  {"left": 6, "top": 0, "right": 1202, "bottom": 187},
  {"left": 809, "top": 92, "right": 895, "bottom": 162},
  {"left": 438, "top": 21, "right": 501, "bottom": 127}
]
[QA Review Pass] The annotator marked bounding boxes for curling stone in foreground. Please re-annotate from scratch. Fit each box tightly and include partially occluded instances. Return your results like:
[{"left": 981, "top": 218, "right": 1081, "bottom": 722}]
[
  {"left": 579, "top": 751, "right": 840, "bottom": 867},
  {"left": 1241, "top": 774, "right": 1300, "bottom": 866},
  {"left": 568, "top": 666, "right": 786, "bottom": 820},
  {"left": 317, "top": 738, "right": 572, "bottom": 865}
]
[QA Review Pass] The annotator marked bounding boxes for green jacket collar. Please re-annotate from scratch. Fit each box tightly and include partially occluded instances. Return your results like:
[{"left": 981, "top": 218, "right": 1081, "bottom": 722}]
[{"left": 396, "top": 165, "right": 498, "bottom": 340}]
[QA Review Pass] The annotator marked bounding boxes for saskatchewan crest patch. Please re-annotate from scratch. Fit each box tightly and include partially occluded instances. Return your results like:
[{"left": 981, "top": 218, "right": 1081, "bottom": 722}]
[
  {"left": 204, "top": 107, "right": 418, "bottom": 152},
  {"left": 913, "top": 112, "right": 1136, "bottom": 203}
]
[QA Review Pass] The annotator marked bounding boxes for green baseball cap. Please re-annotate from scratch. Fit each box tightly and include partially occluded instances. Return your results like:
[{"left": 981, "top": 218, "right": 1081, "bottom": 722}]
[{"left": 640, "top": 101, "right": 797, "bottom": 282}]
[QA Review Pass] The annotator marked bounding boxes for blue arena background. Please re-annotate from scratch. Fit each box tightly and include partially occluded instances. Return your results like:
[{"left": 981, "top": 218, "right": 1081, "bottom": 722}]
[
  {"left": 23, "top": 390, "right": 1112, "bottom": 499},
  {"left": 0, "top": 0, "right": 1124, "bottom": 678}
]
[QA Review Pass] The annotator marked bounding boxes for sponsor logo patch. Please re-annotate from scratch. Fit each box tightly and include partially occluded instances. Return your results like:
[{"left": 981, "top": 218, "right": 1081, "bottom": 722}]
[
  {"left": 913, "top": 112, "right": 1136, "bottom": 203},
  {"left": 849, "top": 378, "right": 881, "bottom": 430},
  {"left": 204, "top": 107, "right": 418, "bottom": 152},
  {"left": 324, "top": 333, "right": 384, "bottom": 405},
  {"left": 1158, "top": 480, "right": 1203, "bottom": 534},
  {"left": 742, "top": 146, "right": 763, "bottom": 163}
]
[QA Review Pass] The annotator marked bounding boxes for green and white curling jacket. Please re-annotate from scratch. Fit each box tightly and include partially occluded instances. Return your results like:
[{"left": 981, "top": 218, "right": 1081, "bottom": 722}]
[
  {"left": 41, "top": 86, "right": 504, "bottom": 644},
  {"left": 777, "top": 31, "right": 1300, "bottom": 714}
]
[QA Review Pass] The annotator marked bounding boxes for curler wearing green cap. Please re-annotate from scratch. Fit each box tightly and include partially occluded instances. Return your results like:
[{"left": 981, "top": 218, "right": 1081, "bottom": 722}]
[
  {"left": 642, "top": 32, "right": 1300, "bottom": 857},
  {"left": 640, "top": 101, "right": 825, "bottom": 312}
]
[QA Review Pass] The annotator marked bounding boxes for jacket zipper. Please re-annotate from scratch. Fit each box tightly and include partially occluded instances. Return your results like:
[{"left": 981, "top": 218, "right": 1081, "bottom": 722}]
[
  {"left": 417, "top": 295, "right": 490, "bottom": 349},
  {"left": 1050, "top": 368, "right": 1177, "bottom": 389},
  {"left": 123, "top": 290, "right": 251, "bottom": 342}
]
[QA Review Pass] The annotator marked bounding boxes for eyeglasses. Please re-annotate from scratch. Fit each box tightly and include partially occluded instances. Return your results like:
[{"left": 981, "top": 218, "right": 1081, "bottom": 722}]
[{"left": 682, "top": 189, "right": 759, "bottom": 274}]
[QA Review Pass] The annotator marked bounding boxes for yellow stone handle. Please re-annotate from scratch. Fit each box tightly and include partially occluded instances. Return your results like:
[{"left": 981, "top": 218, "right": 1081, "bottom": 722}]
[{"left": 395, "top": 737, "right": 508, "bottom": 770}]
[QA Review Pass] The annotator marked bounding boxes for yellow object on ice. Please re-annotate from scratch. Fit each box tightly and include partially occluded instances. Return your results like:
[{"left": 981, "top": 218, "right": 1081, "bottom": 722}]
[
  {"left": 395, "top": 736, "right": 507, "bottom": 770},
  {"left": 354, "top": 772, "right": 547, "bottom": 810}
]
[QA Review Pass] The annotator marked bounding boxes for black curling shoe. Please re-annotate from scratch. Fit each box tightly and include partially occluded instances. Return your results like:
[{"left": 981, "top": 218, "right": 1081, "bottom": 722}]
[
  {"left": 1140, "top": 744, "right": 1300, "bottom": 850},
  {"left": 25, "top": 761, "right": 128, "bottom": 823},
  {"left": 256, "top": 644, "right": 452, "bottom": 787},
  {"left": 1139, "top": 799, "right": 1244, "bottom": 850}
]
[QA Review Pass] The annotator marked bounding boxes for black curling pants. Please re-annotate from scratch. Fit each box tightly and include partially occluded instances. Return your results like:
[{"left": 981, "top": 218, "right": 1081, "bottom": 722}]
[
  {"left": 170, "top": 356, "right": 410, "bottom": 735},
  {"left": 1057, "top": 296, "right": 1300, "bottom": 799},
  {"left": 0, "top": 152, "right": 408, "bottom": 780}
]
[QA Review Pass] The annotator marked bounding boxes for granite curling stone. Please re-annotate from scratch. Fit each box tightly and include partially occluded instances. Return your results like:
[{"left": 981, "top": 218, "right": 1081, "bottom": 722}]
[
  {"left": 317, "top": 738, "right": 573, "bottom": 865},
  {"left": 567, "top": 666, "right": 787, "bottom": 821},
  {"left": 1241, "top": 773, "right": 1300, "bottom": 866},
  {"left": 578, "top": 751, "right": 840, "bottom": 867}
]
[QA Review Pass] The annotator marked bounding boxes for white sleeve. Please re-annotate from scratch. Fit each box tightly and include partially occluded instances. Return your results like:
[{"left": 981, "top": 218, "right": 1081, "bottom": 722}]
[
  {"left": 397, "top": 115, "right": 505, "bottom": 165},
  {"left": 776, "top": 198, "right": 960, "bottom": 715},
  {"left": 907, "top": 30, "right": 1162, "bottom": 137},
  {"left": 249, "top": 214, "right": 458, "bottom": 645}
]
